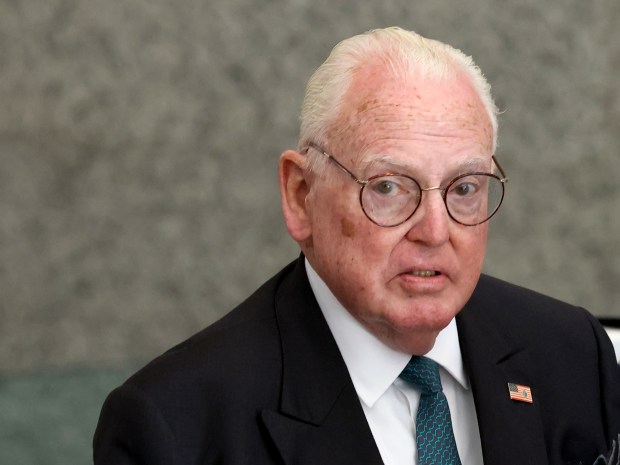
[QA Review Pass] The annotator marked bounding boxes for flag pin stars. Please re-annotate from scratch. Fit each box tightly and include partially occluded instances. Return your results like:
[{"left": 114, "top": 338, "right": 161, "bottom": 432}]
[{"left": 508, "top": 382, "right": 533, "bottom": 403}]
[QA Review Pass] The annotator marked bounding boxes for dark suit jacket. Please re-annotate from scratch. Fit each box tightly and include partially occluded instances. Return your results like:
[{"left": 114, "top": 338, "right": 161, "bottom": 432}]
[{"left": 94, "top": 257, "right": 620, "bottom": 465}]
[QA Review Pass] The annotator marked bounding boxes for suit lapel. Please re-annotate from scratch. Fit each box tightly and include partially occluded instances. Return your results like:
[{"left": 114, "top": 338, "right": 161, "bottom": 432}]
[
  {"left": 457, "top": 275, "right": 548, "bottom": 465},
  {"left": 261, "top": 258, "right": 384, "bottom": 465}
]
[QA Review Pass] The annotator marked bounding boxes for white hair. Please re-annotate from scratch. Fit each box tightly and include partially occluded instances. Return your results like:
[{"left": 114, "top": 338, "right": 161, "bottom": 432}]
[{"left": 299, "top": 27, "right": 498, "bottom": 173}]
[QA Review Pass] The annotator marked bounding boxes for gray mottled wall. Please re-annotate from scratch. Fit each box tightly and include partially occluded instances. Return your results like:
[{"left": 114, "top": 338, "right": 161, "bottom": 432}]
[{"left": 1, "top": 0, "right": 619, "bottom": 463}]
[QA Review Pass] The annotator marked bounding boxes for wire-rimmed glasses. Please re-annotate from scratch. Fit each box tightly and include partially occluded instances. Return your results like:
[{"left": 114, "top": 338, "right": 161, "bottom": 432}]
[{"left": 305, "top": 142, "right": 508, "bottom": 227}]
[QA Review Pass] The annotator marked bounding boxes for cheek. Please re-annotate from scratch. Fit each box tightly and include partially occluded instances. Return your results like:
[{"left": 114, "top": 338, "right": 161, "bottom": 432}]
[
  {"left": 312, "top": 210, "right": 379, "bottom": 281},
  {"left": 457, "top": 225, "right": 488, "bottom": 270},
  {"left": 308, "top": 184, "right": 395, "bottom": 272},
  {"left": 311, "top": 184, "right": 361, "bottom": 243},
  {"left": 309, "top": 201, "right": 356, "bottom": 260},
  {"left": 341, "top": 217, "right": 356, "bottom": 238}
]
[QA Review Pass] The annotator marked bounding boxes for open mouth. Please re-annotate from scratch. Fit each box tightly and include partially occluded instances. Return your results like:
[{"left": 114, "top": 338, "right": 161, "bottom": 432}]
[{"left": 407, "top": 270, "right": 440, "bottom": 277}]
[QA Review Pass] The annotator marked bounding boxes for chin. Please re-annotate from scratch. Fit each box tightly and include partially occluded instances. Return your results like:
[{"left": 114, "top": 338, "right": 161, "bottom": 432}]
[
  {"left": 394, "top": 303, "right": 456, "bottom": 331},
  {"left": 367, "top": 314, "right": 448, "bottom": 355},
  {"left": 390, "top": 331, "right": 439, "bottom": 356}
]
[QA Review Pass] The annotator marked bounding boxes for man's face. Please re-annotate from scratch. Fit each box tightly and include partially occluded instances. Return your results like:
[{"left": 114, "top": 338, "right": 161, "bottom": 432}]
[{"left": 298, "top": 65, "right": 494, "bottom": 355}]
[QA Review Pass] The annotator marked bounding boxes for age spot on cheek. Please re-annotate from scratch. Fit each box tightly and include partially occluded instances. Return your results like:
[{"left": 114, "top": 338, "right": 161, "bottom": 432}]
[{"left": 341, "top": 218, "right": 356, "bottom": 238}]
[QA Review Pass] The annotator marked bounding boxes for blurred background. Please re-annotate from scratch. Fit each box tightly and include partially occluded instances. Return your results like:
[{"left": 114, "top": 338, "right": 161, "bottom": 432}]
[{"left": 1, "top": 0, "right": 618, "bottom": 463}]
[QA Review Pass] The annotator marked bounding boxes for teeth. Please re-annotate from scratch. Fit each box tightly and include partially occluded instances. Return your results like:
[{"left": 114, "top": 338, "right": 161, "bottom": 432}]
[{"left": 410, "top": 270, "right": 437, "bottom": 277}]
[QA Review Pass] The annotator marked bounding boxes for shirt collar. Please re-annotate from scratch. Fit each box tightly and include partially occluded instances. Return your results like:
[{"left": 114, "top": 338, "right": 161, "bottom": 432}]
[{"left": 305, "top": 259, "right": 469, "bottom": 407}]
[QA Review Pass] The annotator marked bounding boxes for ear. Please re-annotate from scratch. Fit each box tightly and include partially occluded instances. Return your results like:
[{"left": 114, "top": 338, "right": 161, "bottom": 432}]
[{"left": 279, "top": 150, "right": 312, "bottom": 242}]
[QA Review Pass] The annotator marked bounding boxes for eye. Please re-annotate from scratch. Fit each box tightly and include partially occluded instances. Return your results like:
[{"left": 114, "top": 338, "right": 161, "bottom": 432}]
[
  {"left": 373, "top": 179, "right": 400, "bottom": 196},
  {"left": 451, "top": 180, "right": 479, "bottom": 197},
  {"left": 366, "top": 176, "right": 419, "bottom": 203}
]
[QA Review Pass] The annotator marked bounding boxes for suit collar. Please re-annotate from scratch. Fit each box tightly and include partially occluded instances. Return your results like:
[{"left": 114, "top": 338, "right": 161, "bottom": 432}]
[
  {"left": 274, "top": 257, "right": 351, "bottom": 424},
  {"left": 261, "top": 257, "right": 383, "bottom": 464},
  {"left": 457, "top": 274, "right": 549, "bottom": 465}
]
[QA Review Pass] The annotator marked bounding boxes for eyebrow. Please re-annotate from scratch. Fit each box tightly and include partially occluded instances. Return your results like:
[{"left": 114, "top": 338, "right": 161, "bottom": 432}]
[{"left": 360, "top": 155, "right": 492, "bottom": 177}]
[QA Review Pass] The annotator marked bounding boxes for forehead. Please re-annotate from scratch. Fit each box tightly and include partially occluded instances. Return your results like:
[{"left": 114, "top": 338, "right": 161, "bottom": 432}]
[{"left": 326, "top": 64, "right": 494, "bottom": 168}]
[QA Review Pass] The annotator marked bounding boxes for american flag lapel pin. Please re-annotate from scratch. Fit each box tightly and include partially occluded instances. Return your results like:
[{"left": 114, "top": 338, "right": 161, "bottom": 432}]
[{"left": 508, "top": 382, "right": 533, "bottom": 403}]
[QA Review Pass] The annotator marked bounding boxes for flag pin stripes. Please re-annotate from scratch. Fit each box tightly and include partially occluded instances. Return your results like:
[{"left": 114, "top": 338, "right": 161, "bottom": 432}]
[{"left": 508, "top": 382, "right": 533, "bottom": 403}]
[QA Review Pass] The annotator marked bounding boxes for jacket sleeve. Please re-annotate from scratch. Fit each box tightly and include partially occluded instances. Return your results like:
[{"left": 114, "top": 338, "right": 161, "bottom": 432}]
[
  {"left": 93, "top": 384, "right": 180, "bottom": 465},
  {"left": 588, "top": 311, "right": 620, "bottom": 446}
]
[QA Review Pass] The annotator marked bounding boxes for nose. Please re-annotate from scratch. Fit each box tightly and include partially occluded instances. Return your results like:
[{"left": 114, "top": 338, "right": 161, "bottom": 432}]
[{"left": 404, "top": 188, "right": 450, "bottom": 246}]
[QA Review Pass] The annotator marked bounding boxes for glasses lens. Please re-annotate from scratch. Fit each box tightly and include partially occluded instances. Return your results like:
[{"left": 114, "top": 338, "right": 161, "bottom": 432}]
[
  {"left": 445, "top": 174, "right": 504, "bottom": 226},
  {"left": 361, "top": 175, "right": 422, "bottom": 226}
]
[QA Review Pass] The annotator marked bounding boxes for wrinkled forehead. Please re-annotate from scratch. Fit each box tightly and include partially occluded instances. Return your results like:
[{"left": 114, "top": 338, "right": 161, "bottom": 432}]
[{"left": 325, "top": 66, "right": 494, "bottom": 161}]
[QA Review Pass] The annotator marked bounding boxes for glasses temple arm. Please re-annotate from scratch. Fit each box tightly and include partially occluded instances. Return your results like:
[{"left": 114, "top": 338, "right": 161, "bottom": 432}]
[{"left": 492, "top": 155, "right": 509, "bottom": 182}]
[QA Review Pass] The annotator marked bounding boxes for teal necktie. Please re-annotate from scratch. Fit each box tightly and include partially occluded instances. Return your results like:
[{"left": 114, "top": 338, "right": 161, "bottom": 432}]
[{"left": 399, "top": 356, "right": 462, "bottom": 465}]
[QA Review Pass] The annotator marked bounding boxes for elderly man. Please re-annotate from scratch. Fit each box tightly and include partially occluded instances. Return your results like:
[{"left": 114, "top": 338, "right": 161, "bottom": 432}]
[{"left": 94, "top": 27, "right": 620, "bottom": 465}]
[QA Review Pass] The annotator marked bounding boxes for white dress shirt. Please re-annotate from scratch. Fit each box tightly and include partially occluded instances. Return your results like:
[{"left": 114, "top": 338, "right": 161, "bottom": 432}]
[{"left": 305, "top": 260, "right": 484, "bottom": 465}]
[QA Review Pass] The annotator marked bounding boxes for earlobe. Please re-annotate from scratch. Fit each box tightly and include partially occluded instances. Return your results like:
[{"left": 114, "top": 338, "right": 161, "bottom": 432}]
[{"left": 279, "top": 150, "right": 312, "bottom": 242}]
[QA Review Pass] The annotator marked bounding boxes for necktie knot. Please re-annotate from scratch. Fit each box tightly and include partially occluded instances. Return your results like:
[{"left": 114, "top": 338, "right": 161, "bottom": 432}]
[{"left": 399, "top": 356, "right": 443, "bottom": 395}]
